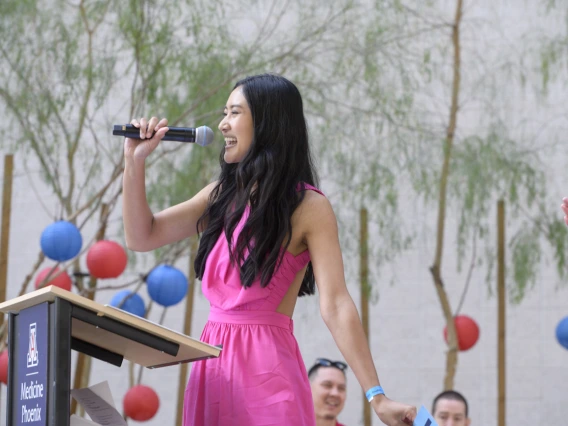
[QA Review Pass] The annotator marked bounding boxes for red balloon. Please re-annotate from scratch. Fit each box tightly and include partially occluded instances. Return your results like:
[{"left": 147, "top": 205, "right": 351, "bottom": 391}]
[
  {"left": 0, "top": 351, "right": 8, "bottom": 385},
  {"left": 86, "top": 241, "right": 128, "bottom": 279},
  {"left": 123, "top": 385, "right": 159, "bottom": 421},
  {"left": 35, "top": 267, "right": 72, "bottom": 291},
  {"left": 443, "top": 315, "right": 480, "bottom": 351}
]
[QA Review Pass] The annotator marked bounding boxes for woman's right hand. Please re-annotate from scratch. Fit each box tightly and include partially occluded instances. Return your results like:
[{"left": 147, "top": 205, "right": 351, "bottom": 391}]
[
  {"left": 124, "top": 116, "right": 169, "bottom": 160},
  {"left": 561, "top": 198, "right": 568, "bottom": 226},
  {"left": 372, "top": 396, "right": 416, "bottom": 425}
]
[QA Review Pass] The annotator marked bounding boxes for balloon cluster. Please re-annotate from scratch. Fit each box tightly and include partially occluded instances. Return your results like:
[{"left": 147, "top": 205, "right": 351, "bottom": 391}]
[
  {"left": 36, "top": 220, "right": 190, "bottom": 315},
  {"left": 0, "top": 219, "right": 193, "bottom": 422},
  {"left": 108, "top": 265, "right": 189, "bottom": 316},
  {"left": 443, "top": 314, "right": 568, "bottom": 354},
  {"left": 36, "top": 221, "right": 128, "bottom": 289}
]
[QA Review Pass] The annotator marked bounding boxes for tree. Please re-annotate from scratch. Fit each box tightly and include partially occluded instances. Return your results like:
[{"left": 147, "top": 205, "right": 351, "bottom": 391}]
[
  {"left": 0, "top": 0, "right": 356, "bottom": 420},
  {"left": 315, "top": 0, "right": 568, "bottom": 390}
]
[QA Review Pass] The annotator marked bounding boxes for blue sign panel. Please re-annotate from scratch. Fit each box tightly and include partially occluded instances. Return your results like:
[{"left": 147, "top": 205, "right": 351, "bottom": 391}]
[
  {"left": 414, "top": 405, "right": 438, "bottom": 426},
  {"left": 16, "top": 302, "right": 48, "bottom": 426}
]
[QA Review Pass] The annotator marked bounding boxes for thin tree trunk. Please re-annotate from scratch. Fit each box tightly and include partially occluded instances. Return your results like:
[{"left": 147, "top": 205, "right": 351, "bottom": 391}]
[
  {"left": 429, "top": 0, "right": 463, "bottom": 391},
  {"left": 497, "top": 200, "right": 506, "bottom": 426},
  {"left": 0, "top": 154, "right": 14, "bottom": 326},
  {"left": 0, "top": 154, "right": 14, "bottom": 409},
  {"left": 175, "top": 235, "right": 199, "bottom": 426},
  {"left": 71, "top": 203, "right": 110, "bottom": 415},
  {"left": 359, "top": 208, "right": 371, "bottom": 426}
]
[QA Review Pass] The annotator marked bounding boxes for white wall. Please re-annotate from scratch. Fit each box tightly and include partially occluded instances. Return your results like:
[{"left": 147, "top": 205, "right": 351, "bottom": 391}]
[{"left": 1, "top": 1, "right": 568, "bottom": 425}]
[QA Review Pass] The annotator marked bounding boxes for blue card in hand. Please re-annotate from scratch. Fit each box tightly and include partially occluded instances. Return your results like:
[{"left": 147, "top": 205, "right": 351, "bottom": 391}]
[{"left": 413, "top": 405, "right": 438, "bottom": 426}]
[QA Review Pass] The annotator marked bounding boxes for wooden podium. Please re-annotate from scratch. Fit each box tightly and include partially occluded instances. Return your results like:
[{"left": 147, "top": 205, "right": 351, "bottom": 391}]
[{"left": 0, "top": 285, "right": 221, "bottom": 426}]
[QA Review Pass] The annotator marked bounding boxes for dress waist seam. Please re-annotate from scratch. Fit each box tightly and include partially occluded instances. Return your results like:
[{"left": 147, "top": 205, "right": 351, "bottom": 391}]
[{"left": 208, "top": 306, "right": 294, "bottom": 332}]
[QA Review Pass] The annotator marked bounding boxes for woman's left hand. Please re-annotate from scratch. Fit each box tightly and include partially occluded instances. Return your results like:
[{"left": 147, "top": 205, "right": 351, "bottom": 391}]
[{"left": 372, "top": 395, "right": 417, "bottom": 426}]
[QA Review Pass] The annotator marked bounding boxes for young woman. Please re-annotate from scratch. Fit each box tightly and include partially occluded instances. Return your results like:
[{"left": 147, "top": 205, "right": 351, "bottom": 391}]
[{"left": 122, "top": 74, "right": 416, "bottom": 426}]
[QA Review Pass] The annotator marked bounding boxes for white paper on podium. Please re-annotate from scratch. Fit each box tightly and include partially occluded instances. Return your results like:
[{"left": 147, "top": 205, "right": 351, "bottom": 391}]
[{"left": 71, "top": 381, "right": 127, "bottom": 426}]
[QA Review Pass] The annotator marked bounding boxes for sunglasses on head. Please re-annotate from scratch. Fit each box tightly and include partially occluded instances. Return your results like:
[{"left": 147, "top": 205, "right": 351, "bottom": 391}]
[{"left": 312, "top": 358, "right": 348, "bottom": 372}]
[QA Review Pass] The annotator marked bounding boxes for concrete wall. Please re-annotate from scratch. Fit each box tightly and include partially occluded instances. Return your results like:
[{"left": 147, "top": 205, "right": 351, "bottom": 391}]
[{"left": 1, "top": 1, "right": 567, "bottom": 425}]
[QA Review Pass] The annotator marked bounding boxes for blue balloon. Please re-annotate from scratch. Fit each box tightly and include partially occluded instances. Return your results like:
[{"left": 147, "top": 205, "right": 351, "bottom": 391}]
[
  {"left": 40, "top": 221, "right": 82, "bottom": 261},
  {"left": 109, "top": 290, "right": 146, "bottom": 317},
  {"left": 146, "top": 265, "right": 188, "bottom": 307},
  {"left": 556, "top": 316, "right": 568, "bottom": 350}
]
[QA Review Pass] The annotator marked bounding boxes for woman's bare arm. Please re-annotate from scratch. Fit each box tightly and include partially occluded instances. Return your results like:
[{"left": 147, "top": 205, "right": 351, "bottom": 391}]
[
  {"left": 302, "top": 193, "right": 381, "bottom": 390},
  {"left": 301, "top": 192, "right": 415, "bottom": 425},
  {"left": 122, "top": 157, "right": 215, "bottom": 251},
  {"left": 122, "top": 116, "right": 216, "bottom": 252}
]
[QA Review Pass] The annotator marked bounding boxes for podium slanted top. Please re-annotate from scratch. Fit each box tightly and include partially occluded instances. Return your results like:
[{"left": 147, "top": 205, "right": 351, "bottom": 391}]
[{"left": 0, "top": 286, "right": 220, "bottom": 368}]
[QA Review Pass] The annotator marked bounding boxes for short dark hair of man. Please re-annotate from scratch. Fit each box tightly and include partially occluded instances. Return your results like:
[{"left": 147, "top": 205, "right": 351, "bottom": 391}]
[
  {"left": 307, "top": 358, "right": 347, "bottom": 381},
  {"left": 432, "top": 390, "right": 468, "bottom": 417}
]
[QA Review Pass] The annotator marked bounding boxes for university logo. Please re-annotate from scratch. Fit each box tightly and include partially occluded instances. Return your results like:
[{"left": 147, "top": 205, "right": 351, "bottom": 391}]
[{"left": 27, "top": 322, "right": 39, "bottom": 368}]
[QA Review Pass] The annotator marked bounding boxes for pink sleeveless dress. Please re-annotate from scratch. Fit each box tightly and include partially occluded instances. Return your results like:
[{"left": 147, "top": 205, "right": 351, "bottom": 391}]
[{"left": 182, "top": 185, "right": 322, "bottom": 426}]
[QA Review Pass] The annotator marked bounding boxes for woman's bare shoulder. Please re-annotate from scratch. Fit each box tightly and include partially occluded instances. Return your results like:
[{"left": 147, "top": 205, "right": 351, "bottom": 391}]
[
  {"left": 295, "top": 188, "right": 336, "bottom": 229},
  {"left": 199, "top": 180, "right": 219, "bottom": 200},
  {"left": 299, "top": 187, "right": 328, "bottom": 207}
]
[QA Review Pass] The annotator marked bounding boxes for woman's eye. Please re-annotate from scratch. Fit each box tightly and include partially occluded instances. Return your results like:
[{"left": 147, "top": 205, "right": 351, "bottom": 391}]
[{"left": 231, "top": 111, "right": 239, "bottom": 115}]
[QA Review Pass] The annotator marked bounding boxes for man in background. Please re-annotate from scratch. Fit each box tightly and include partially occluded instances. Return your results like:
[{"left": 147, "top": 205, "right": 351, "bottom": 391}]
[
  {"left": 308, "top": 358, "right": 348, "bottom": 426},
  {"left": 431, "top": 390, "right": 471, "bottom": 426}
]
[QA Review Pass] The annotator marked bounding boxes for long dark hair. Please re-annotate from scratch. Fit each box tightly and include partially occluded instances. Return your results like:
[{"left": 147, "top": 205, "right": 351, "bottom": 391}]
[{"left": 194, "top": 74, "right": 319, "bottom": 296}]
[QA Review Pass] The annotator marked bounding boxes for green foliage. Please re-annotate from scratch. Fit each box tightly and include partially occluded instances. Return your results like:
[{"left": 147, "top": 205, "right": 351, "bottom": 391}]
[
  {"left": 0, "top": 0, "right": 361, "bottom": 277},
  {"left": 540, "top": 42, "right": 559, "bottom": 93},
  {"left": 449, "top": 127, "right": 544, "bottom": 268},
  {"left": 528, "top": 1, "right": 568, "bottom": 92},
  {"left": 1, "top": 0, "right": 566, "bottom": 306},
  {"left": 312, "top": 0, "right": 568, "bottom": 303},
  {"left": 509, "top": 226, "right": 541, "bottom": 303}
]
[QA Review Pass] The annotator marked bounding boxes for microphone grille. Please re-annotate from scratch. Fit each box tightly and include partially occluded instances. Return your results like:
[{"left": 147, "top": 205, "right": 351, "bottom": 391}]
[{"left": 196, "top": 126, "right": 214, "bottom": 147}]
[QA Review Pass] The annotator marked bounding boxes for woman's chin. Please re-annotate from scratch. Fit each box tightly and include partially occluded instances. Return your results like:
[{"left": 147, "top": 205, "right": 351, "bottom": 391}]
[{"left": 224, "top": 151, "right": 242, "bottom": 164}]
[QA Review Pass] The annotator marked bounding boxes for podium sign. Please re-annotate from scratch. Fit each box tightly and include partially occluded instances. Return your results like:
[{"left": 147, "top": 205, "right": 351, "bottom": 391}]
[
  {"left": 2, "top": 286, "right": 221, "bottom": 426},
  {"left": 15, "top": 302, "right": 48, "bottom": 426}
]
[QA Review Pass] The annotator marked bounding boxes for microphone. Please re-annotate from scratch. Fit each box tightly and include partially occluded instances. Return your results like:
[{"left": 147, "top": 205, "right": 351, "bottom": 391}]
[{"left": 113, "top": 124, "right": 214, "bottom": 146}]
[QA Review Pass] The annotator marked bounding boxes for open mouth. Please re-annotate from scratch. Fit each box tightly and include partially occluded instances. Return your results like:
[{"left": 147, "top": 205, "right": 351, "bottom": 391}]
[{"left": 225, "top": 137, "right": 237, "bottom": 148}]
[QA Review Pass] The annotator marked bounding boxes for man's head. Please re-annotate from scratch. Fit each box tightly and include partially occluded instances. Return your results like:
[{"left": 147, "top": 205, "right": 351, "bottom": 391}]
[
  {"left": 432, "top": 390, "right": 471, "bottom": 426},
  {"left": 308, "top": 359, "right": 347, "bottom": 421}
]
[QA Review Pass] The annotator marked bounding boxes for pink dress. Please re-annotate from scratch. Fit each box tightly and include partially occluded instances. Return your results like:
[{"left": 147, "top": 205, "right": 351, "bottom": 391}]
[{"left": 183, "top": 186, "right": 322, "bottom": 426}]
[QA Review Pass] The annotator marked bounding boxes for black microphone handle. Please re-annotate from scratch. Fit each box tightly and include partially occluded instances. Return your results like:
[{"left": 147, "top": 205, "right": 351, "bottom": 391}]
[{"left": 113, "top": 124, "right": 197, "bottom": 143}]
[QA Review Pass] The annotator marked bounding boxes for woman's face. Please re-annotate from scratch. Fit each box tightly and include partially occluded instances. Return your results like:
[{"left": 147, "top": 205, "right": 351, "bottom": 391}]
[{"left": 219, "top": 87, "right": 254, "bottom": 163}]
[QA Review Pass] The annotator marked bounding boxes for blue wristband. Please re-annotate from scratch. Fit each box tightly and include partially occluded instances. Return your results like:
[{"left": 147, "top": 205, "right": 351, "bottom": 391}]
[{"left": 365, "top": 386, "right": 385, "bottom": 402}]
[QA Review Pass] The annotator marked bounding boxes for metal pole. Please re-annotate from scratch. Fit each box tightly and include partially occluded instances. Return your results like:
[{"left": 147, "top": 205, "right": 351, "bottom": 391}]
[
  {"left": 5, "top": 312, "right": 17, "bottom": 426},
  {"left": 48, "top": 298, "right": 72, "bottom": 426}
]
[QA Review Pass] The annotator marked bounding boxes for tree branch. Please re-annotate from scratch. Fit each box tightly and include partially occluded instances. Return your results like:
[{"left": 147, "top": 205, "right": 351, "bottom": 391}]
[{"left": 430, "top": 0, "right": 463, "bottom": 391}]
